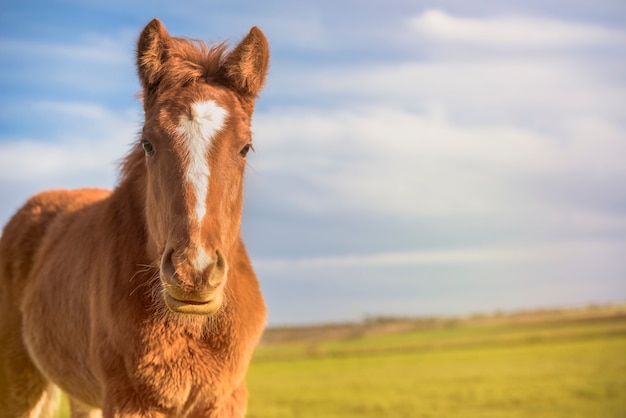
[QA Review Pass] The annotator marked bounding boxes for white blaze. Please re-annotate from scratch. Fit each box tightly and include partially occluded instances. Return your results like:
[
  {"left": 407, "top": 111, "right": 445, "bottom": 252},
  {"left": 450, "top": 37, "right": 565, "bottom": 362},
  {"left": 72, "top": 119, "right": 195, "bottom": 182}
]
[
  {"left": 176, "top": 100, "right": 228, "bottom": 226},
  {"left": 194, "top": 246, "right": 214, "bottom": 272}
]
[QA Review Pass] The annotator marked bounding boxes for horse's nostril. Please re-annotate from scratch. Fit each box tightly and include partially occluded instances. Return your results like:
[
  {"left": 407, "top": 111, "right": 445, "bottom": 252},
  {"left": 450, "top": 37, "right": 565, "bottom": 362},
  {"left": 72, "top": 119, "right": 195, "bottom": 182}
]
[
  {"left": 208, "top": 249, "right": 227, "bottom": 286},
  {"left": 215, "top": 249, "right": 224, "bottom": 268},
  {"left": 160, "top": 246, "right": 176, "bottom": 281}
]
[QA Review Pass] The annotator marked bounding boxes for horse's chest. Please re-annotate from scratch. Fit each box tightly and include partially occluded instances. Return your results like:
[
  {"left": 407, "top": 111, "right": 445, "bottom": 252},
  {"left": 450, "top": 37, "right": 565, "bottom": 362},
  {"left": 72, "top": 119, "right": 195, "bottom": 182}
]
[{"left": 131, "top": 340, "right": 227, "bottom": 410}]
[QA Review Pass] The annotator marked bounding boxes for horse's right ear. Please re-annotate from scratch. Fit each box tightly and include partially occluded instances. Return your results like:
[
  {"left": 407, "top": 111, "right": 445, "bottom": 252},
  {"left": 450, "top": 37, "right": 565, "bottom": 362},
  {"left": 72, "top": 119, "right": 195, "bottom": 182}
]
[
  {"left": 137, "top": 18, "right": 171, "bottom": 93},
  {"left": 219, "top": 27, "right": 270, "bottom": 99}
]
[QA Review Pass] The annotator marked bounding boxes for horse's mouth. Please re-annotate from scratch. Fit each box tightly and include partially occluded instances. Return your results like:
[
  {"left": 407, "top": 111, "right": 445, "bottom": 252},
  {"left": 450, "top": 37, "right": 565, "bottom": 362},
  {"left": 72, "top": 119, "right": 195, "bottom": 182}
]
[{"left": 164, "top": 292, "right": 222, "bottom": 315}]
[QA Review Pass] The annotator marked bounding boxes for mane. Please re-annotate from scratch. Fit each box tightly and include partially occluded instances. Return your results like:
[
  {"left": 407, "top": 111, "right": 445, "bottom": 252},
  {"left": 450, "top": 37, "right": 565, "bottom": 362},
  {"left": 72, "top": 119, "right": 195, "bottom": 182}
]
[{"left": 118, "top": 143, "right": 144, "bottom": 185}]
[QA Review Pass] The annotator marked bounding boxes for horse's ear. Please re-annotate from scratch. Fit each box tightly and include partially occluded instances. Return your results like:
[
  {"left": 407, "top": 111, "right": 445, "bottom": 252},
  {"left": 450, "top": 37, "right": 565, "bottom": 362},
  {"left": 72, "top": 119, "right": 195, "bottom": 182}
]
[
  {"left": 220, "top": 27, "right": 270, "bottom": 99},
  {"left": 137, "top": 18, "right": 171, "bottom": 93}
]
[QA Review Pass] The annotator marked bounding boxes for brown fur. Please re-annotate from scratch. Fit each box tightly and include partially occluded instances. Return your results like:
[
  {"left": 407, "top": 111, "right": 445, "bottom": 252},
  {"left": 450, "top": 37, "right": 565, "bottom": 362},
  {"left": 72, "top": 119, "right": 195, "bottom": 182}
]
[{"left": 0, "top": 18, "right": 269, "bottom": 417}]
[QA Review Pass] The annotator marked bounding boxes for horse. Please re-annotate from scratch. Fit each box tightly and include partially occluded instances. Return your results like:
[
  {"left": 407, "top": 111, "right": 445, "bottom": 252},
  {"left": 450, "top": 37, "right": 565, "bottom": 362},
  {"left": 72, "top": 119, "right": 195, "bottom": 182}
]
[{"left": 0, "top": 18, "right": 268, "bottom": 417}]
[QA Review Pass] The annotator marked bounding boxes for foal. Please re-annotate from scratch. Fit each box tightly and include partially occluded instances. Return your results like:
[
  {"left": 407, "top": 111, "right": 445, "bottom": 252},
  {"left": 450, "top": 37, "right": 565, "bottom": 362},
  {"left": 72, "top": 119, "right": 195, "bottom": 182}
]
[{"left": 0, "top": 18, "right": 268, "bottom": 417}]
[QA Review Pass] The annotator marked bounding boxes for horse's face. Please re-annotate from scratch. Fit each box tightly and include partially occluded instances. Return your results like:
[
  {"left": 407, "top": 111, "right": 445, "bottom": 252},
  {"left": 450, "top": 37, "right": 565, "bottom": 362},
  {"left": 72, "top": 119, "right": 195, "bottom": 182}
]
[
  {"left": 141, "top": 89, "right": 250, "bottom": 316},
  {"left": 136, "top": 19, "right": 268, "bottom": 315}
]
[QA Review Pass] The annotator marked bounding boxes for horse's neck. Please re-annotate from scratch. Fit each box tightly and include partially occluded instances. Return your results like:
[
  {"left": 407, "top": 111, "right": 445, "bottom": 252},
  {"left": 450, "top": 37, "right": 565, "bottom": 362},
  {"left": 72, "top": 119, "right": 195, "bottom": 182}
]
[{"left": 106, "top": 174, "right": 150, "bottom": 257}]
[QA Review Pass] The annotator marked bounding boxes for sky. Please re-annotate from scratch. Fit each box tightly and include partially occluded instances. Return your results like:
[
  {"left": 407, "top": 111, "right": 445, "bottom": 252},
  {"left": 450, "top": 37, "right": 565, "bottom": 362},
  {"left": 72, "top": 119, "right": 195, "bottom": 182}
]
[{"left": 1, "top": 0, "right": 625, "bottom": 325}]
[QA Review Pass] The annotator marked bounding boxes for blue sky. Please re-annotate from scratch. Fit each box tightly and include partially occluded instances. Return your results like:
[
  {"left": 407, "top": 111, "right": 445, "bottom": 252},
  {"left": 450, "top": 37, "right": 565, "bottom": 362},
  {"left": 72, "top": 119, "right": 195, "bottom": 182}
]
[{"left": 1, "top": 0, "right": 625, "bottom": 325}]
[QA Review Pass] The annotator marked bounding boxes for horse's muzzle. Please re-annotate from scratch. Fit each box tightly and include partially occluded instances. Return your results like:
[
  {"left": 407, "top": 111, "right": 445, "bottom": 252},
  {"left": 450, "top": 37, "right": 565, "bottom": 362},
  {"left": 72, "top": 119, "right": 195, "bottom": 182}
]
[{"left": 159, "top": 246, "right": 227, "bottom": 315}]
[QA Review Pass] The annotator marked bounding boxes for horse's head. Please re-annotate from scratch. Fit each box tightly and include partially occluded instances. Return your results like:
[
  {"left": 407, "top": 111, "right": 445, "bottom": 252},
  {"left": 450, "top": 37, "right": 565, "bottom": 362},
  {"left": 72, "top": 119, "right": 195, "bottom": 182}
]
[{"left": 135, "top": 19, "right": 268, "bottom": 315}]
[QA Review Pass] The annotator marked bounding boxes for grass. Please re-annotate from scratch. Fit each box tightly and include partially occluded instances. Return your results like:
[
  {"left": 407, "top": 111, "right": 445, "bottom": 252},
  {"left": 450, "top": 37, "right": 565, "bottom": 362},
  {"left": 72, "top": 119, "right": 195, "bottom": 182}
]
[
  {"left": 52, "top": 305, "right": 626, "bottom": 417},
  {"left": 247, "top": 305, "right": 626, "bottom": 418}
]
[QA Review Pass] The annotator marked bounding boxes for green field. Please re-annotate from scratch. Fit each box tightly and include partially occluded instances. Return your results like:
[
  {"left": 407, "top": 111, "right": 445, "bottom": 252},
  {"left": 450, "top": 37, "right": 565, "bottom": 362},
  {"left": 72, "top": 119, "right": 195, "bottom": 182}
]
[
  {"left": 247, "top": 305, "right": 626, "bottom": 418},
  {"left": 52, "top": 305, "right": 626, "bottom": 417}
]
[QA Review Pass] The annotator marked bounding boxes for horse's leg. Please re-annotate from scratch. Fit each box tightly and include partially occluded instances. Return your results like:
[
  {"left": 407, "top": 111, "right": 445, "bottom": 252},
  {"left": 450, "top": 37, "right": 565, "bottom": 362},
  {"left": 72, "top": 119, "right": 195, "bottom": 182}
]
[
  {"left": 0, "top": 310, "right": 60, "bottom": 417},
  {"left": 69, "top": 398, "right": 103, "bottom": 418},
  {"left": 220, "top": 382, "right": 248, "bottom": 418},
  {"left": 24, "top": 383, "right": 61, "bottom": 418},
  {"left": 191, "top": 382, "right": 248, "bottom": 418}
]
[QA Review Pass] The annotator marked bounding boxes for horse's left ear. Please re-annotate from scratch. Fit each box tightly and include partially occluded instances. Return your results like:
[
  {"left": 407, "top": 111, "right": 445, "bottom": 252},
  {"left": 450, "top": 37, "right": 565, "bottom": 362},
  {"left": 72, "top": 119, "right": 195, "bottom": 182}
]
[
  {"left": 220, "top": 27, "right": 270, "bottom": 99},
  {"left": 137, "top": 18, "right": 172, "bottom": 94}
]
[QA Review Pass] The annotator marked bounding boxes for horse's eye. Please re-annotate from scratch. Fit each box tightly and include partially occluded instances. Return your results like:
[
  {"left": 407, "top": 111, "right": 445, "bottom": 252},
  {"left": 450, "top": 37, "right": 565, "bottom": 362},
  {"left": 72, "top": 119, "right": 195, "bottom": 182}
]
[
  {"left": 239, "top": 144, "right": 253, "bottom": 158},
  {"left": 141, "top": 139, "right": 155, "bottom": 156}
]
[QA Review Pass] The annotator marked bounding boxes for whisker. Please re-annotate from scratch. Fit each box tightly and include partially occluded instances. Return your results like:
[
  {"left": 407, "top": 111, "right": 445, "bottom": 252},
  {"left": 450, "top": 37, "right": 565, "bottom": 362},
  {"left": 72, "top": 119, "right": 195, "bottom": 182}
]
[
  {"left": 245, "top": 161, "right": 259, "bottom": 176},
  {"left": 130, "top": 263, "right": 157, "bottom": 282},
  {"left": 129, "top": 262, "right": 159, "bottom": 297}
]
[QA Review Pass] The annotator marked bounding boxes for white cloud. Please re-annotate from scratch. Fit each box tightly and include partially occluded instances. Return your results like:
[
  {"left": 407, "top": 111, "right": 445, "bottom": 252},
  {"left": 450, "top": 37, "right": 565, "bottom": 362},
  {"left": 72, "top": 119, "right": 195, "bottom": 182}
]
[
  {"left": 0, "top": 32, "right": 138, "bottom": 95},
  {"left": 254, "top": 238, "right": 626, "bottom": 271},
  {"left": 256, "top": 247, "right": 530, "bottom": 270},
  {"left": 0, "top": 34, "right": 132, "bottom": 64},
  {"left": 0, "top": 101, "right": 137, "bottom": 183},
  {"left": 255, "top": 15, "right": 331, "bottom": 50},
  {"left": 409, "top": 9, "right": 626, "bottom": 48},
  {"left": 254, "top": 9, "right": 626, "bottom": 227},
  {"left": 256, "top": 106, "right": 561, "bottom": 168},
  {"left": 271, "top": 57, "right": 626, "bottom": 131},
  {"left": 253, "top": 104, "right": 626, "bottom": 222}
]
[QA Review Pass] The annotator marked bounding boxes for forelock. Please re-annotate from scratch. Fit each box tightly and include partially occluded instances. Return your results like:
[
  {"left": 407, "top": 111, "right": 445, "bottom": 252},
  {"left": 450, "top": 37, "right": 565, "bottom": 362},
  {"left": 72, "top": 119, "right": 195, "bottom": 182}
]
[{"left": 152, "top": 37, "right": 228, "bottom": 95}]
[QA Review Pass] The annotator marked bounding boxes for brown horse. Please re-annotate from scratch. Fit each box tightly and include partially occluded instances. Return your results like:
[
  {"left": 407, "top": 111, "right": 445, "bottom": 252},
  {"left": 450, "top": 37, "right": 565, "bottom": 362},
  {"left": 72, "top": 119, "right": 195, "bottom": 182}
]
[{"left": 0, "top": 18, "right": 268, "bottom": 417}]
